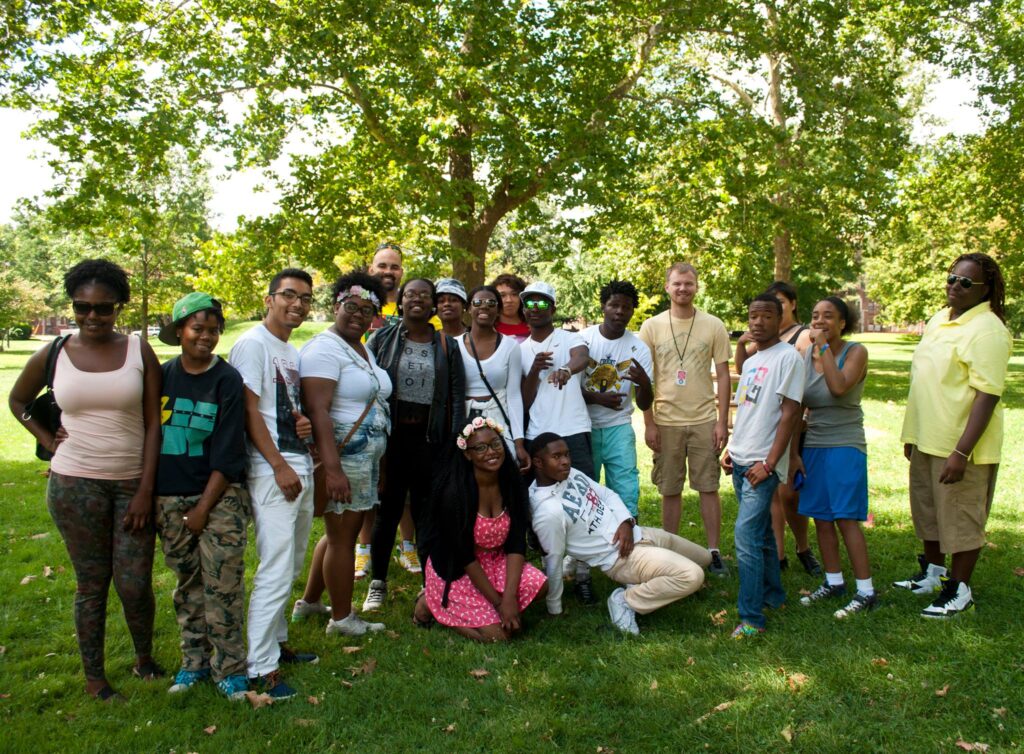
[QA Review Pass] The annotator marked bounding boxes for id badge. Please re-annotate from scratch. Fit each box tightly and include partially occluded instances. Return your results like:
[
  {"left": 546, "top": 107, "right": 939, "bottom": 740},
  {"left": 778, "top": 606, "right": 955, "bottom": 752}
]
[{"left": 676, "top": 369, "right": 687, "bottom": 386}]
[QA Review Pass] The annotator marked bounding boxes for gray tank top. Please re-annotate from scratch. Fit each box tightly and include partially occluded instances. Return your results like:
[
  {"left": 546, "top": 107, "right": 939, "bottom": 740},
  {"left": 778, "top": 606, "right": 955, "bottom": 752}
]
[{"left": 803, "top": 341, "right": 866, "bottom": 451}]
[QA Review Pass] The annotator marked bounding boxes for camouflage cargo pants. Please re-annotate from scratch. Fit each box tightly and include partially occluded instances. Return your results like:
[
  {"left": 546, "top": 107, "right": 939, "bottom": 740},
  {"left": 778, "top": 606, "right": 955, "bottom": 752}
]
[
  {"left": 155, "top": 487, "right": 249, "bottom": 682},
  {"left": 46, "top": 472, "right": 156, "bottom": 681}
]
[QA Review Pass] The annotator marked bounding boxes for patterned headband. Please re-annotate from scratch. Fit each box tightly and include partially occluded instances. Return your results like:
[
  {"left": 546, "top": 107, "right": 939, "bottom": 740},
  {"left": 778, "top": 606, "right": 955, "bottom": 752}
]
[
  {"left": 456, "top": 416, "right": 504, "bottom": 449},
  {"left": 336, "top": 285, "right": 381, "bottom": 308}
]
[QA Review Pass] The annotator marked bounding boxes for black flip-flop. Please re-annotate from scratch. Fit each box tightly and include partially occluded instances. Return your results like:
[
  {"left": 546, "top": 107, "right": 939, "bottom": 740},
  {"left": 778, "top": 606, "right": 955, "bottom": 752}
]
[{"left": 131, "top": 660, "right": 166, "bottom": 680}]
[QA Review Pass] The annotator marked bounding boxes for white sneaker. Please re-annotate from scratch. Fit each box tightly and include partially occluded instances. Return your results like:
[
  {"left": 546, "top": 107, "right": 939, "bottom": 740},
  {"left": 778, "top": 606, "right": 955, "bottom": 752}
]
[
  {"left": 892, "top": 554, "right": 945, "bottom": 593},
  {"left": 563, "top": 555, "right": 576, "bottom": 578},
  {"left": 326, "top": 612, "right": 386, "bottom": 636},
  {"left": 921, "top": 578, "right": 974, "bottom": 618},
  {"left": 362, "top": 579, "right": 387, "bottom": 612},
  {"left": 291, "top": 599, "right": 331, "bottom": 622},
  {"left": 397, "top": 546, "right": 422, "bottom": 574},
  {"left": 607, "top": 587, "right": 640, "bottom": 635}
]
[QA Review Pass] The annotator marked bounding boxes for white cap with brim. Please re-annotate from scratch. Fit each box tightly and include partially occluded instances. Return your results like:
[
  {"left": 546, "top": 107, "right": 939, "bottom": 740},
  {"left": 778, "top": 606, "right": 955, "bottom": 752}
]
[{"left": 520, "top": 281, "right": 556, "bottom": 304}]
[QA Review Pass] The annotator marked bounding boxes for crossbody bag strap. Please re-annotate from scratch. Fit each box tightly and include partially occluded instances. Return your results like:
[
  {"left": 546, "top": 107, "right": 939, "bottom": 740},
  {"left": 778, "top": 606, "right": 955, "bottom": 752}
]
[
  {"left": 45, "top": 335, "right": 70, "bottom": 388},
  {"left": 466, "top": 332, "right": 512, "bottom": 430},
  {"left": 337, "top": 398, "right": 374, "bottom": 452}
]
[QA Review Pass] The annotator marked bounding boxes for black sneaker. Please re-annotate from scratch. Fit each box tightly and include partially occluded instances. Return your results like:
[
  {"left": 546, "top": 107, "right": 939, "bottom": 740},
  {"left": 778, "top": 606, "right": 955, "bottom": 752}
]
[
  {"left": 779, "top": 556, "right": 789, "bottom": 571},
  {"left": 278, "top": 644, "right": 319, "bottom": 665},
  {"left": 797, "top": 549, "right": 823, "bottom": 576},
  {"left": 799, "top": 580, "right": 847, "bottom": 605},
  {"left": 834, "top": 591, "right": 879, "bottom": 619},
  {"left": 708, "top": 550, "right": 729, "bottom": 577},
  {"left": 573, "top": 578, "right": 599, "bottom": 606}
]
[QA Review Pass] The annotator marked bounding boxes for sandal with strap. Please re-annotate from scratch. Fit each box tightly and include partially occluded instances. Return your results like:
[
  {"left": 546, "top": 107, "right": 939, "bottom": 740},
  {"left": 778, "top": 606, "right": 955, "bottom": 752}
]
[
  {"left": 412, "top": 590, "right": 435, "bottom": 629},
  {"left": 131, "top": 659, "right": 166, "bottom": 681}
]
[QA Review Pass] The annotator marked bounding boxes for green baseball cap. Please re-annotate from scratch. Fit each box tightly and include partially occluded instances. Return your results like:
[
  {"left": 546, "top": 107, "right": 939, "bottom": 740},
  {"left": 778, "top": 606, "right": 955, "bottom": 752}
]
[{"left": 159, "top": 292, "right": 223, "bottom": 345}]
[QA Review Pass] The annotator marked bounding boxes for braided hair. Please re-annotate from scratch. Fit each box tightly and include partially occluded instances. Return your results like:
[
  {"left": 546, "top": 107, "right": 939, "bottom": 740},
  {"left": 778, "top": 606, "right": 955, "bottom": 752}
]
[{"left": 950, "top": 253, "right": 1006, "bottom": 322}]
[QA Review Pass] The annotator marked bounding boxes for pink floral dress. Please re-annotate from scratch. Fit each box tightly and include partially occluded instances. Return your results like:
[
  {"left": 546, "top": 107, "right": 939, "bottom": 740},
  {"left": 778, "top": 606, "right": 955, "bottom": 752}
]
[{"left": 424, "top": 510, "right": 546, "bottom": 628}]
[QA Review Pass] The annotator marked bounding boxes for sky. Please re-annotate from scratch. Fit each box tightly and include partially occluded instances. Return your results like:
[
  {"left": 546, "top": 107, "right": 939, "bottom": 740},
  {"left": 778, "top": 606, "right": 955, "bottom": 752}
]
[{"left": 0, "top": 72, "right": 985, "bottom": 232}]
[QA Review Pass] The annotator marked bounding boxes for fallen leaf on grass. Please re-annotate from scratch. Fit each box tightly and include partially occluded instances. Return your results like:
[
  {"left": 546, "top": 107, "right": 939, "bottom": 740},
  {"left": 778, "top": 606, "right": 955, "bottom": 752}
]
[
  {"left": 306, "top": 695, "right": 320, "bottom": 705},
  {"left": 686, "top": 657, "right": 695, "bottom": 666},
  {"left": 798, "top": 588, "right": 811, "bottom": 596},
  {"left": 243, "top": 691, "right": 274, "bottom": 709},
  {"left": 203, "top": 725, "right": 216, "bottom": 735},
  {"left": 871, "top": 658, "right": 889, "bottom": 667},
  {"left": 695, "top": 700, "right": 734, "bottom": 724},
  {"left": 43, "top": 566, "right": 54, "bottom": 578},
  {"left": 597, "top": 747, "right": 615, "bottom": 753},
  {"left": 340, "top": 681, "right": 353, "bottom": 689},
  {"left": 469, "top": 668, "right": 490, "bottom": 680},
  {"left": 385, "top": 630, "right": 400, "bottom": 639},
  {"left": 992, "top": 707, "right": 1007, "bottom": 718},
  {"left": 650, "top": 679, "right": 658, "bottom": 690},
  {"left": 341, "top": 646, "right": 361, "bottom": 654},
  {"left": 955, "top": 741, "right": 989, "bottom": 752},
  {"left": 984, "top": 541, "right": 997, "bottom": 549},
  {"left": 787, "top": 673, "right": 809, "bottom": 691},
  {"left": 29, "top": 533, "right": 49, "bottom": 540},
  {"left": 349, "top": 659, "right": 377, "bottom": 677},
  {"left": 781, "top": 725, "right": 793, "bottom": 743},
  {"left": 443, "top": 723, "right": 456, "bottom": 733},
  {"left": 19, "top": 575, "right": 36, "bottom": 585},
  {"left": 935, "top": 684, "right": 949, "bottom": 697},
  {"left": 44, "top": 653, "right": 57, "bottom": 658},
  {"left": 709, "top": 610, "right": 728, "bottom": 626},
  {"left": 1013, "top": 567, "right": 1024, "bottom": 578},
  {"left": 293, "top": 718, "right": 316, "bottom": 727}
]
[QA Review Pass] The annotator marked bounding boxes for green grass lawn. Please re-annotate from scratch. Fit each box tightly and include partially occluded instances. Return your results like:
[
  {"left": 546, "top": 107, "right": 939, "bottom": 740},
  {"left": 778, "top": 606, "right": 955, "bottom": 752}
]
[{"left": 0, "top": 328, "right": 1021, "bottom": 753}]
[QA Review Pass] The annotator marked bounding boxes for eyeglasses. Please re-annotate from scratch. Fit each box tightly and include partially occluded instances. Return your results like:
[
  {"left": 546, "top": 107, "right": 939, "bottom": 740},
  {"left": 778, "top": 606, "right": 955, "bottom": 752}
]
[
  {"left": 271, "top": 289, "right": 314, "bottom": 306},
  {"left": 72, "top": 301, "right": 119, "bottom": 316},
  {"left": 947, "top": 274, "right": 985, "bottom": 290},
  {"left": 471, "top": 298, "right": 499, "bottom": 309},
  {"left": 524, "top": 299, "right": 551, "bottom": 310},
  {"left": 467, "top": 438, "right": 505, "bottom": 454},
  {"left": 341, "top": 300, "right": 376, "bottom": 317},
  {"left": 402, "top": 289, "right": 433, "bottom": 300}
]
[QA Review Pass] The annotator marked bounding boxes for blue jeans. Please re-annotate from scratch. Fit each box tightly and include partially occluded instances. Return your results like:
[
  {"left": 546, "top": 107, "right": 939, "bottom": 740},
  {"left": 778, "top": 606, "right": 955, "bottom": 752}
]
[
  {"left": 732, "top": 464, "right": 785, "bottom": 629},
  {"left": 591, "top": 424, "right": 640, "bottom": 516}
]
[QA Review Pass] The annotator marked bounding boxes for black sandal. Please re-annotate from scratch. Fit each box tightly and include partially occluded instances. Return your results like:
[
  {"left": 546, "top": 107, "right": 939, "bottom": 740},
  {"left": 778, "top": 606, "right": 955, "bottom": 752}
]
[
  {"left": 92, "top": 684, "right": 123, "bottom": 703},
  {"left": 131, "top": 659, "right": 166, "bottom": 680}
]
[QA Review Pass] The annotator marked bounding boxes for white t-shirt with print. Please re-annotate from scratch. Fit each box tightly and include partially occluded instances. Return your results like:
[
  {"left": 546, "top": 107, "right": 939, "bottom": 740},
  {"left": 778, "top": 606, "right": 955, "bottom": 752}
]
[
  {"left": 728, "top": 341, "right": 804, "bottom": 481},
  {"left": 520, "top": 328, "right": 591, "bottom": 440},
  {"left": 298, "top": 330, "right": 392, "bottom": 424},
  {"left": 580, "top": 325, "right": 653, "bottom": 429},
  {"left": 228, "top": 323, "right": 313, "bottom": 478}
]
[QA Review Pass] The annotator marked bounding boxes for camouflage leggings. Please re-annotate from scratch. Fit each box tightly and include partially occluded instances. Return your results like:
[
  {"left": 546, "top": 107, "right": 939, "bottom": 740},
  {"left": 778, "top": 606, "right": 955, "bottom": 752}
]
[
  {"left": 156, "top": 488, "right": 249, "bottom": 681},
  {"left": 46, "top": 472, "right": 156, "bottom": 681}
]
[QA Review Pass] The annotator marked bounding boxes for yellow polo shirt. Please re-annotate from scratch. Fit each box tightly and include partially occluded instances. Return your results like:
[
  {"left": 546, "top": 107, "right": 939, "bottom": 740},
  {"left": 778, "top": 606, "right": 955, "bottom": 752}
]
[{"left": 901, "top": 301, "right": 1012, "bottom": 463}]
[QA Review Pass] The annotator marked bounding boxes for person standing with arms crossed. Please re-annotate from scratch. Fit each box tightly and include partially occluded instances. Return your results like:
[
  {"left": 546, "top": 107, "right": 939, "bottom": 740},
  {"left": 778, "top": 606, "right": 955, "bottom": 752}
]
[{"left": 639, "top": 263, "right": 731, "bottom": 576}]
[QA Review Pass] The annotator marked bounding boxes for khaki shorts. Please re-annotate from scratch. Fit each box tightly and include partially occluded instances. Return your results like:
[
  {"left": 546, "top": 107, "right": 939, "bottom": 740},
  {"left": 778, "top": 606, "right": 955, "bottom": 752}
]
[
  {"left": 651, "top": 420, "right": 721, "bottom": 495},
  {"left": 909, "top": 447, "right": 998, "bottom": 554}
]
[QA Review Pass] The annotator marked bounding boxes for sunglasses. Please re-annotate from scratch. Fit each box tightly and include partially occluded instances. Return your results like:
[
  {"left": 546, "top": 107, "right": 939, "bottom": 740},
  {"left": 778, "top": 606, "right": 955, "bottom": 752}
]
[
  {"left": 72, "top": 301, "right": 120, "bottom": 316},
  {"left": 341, "top": 300, "right": 377, "bottom": 317},
  {"left": 947, "top": 274, "right": 985, "bottom": 290},
  {"left": 524, "top": 299, "right": 551, "bottom": 310},
  {"left": 471, "top": 298, "right": 499, "bottom": 308}
]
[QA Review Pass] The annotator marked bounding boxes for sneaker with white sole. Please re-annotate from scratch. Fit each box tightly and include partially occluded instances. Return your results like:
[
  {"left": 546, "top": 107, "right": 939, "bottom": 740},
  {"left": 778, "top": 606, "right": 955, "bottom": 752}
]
[
  {"left": 834, "top": 591, "right": 879, "bottom": 619},
  {"left": 354, "top": 548, "right": 371, "bottom": 580},
  {"left": 291, "top": 598, "right": 331, "bottom": 622},
  {"left": 362, "top": 579, "right": 387, "bottom": 612},
  {"left": 800, "top": 581, "right": 847, "bottom": 606},
  {"left": 397, "top": 546, "right": 422, "bottom": 574},
  {"left": 892, "top": 554, "right": 945, "bottom": 593},
  {"left": 216, "top": 673, "right": 249, "bottom": 700},
  {"left": 607, "top": 587, "right": 640, "bottom": 635},
  {"left": 168, "top": 667, "right": 210, "bottom": 694},
  {"left": 708, "top": 550, "right": 729, "bottom": 577},
  {"left": 921, "top": 578, "right": 974, "bottom": 618},
  {"left": 326, "top": 612, "right": 386, "bottom": 636}
]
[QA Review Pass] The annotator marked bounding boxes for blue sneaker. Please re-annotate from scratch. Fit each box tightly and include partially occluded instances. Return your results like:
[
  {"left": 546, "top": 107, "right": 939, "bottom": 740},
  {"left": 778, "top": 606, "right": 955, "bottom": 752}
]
[
  {"left": 254, "top": 670, "right": 296, "bottom": 700},
  {"left": 278, "top": 644, "right": 319, "bottom": 665},
  {"left": 168, "top": 667, "right": 211, "bottom": 694},
  {"left": 216, "top": 674, "right": 249, "bottom": 701}
]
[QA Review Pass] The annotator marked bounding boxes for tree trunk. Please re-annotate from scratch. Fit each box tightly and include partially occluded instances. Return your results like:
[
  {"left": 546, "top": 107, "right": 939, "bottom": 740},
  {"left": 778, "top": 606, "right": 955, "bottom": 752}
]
[
  {"left": 766, "top": 11, "right": 794, "bottom": 284},
  {"left": 451, "top": 228, "right": 489, "bottom": 290},
  {"left": 773, "top": 229, "right": 792, "bottom": 282}
]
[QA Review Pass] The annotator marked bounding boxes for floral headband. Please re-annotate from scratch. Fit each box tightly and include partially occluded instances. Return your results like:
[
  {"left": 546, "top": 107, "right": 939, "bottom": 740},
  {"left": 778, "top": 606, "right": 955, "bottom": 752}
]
[
  {"left": 336, "top": 285, "right": 381, "bottom": 308},
  {"left": 455, "top": 416, "right": 504, "bottom": 449}
]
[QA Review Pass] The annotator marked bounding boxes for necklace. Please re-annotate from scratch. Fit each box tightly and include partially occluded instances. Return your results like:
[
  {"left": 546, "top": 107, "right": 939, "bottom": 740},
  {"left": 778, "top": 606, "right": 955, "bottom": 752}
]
[{"left": 667, "top": 310, "right": 697, "bottom": 369}]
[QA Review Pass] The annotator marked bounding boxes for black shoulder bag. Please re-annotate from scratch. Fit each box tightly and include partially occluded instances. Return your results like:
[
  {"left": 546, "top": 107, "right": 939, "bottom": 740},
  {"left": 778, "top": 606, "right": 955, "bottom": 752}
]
[{"left": 23, "top": 335, "right": 71, "bottom": 461}]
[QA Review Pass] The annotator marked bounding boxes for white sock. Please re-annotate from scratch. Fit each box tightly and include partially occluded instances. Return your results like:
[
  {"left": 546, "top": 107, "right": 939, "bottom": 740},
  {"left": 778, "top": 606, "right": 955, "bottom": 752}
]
[
  {"left": 401, "top": 540, "right": 415, "bottom": 552},
  {"left": 825, "top": 571, "right": 844, "bottom": 586},
  {"left": 855, "top": 578, "right": 874, "bottom": 596},
  {"left": 356, "top": 544, "right": 370, "bottom": 555},
  {"left": 710, "top": 548, "right": 720, "bottom": 555},
  {"left": 927, "top": 562, "right": 947, "bottom": 576}
]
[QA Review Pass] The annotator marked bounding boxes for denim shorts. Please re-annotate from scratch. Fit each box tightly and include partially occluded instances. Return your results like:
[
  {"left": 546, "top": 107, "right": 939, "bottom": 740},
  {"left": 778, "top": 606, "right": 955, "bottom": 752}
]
[{"left": 323, "top": 406, "right": 389, "bottom": 515}]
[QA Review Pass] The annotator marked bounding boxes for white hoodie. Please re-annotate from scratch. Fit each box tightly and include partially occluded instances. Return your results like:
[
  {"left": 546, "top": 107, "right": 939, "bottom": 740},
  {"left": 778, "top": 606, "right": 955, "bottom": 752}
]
[{"left": 529, "top": 469, "right": 641, "bottom": 615}]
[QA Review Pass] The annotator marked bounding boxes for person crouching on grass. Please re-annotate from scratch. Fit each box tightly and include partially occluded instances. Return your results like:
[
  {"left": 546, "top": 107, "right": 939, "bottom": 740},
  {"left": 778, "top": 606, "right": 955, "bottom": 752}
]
[
  {"left": 528, "top": 433, "right": 711, "bottom": 636},
  {"left": 154, "top": 293, "right": 250, "bottom": 700},
  {"left": 722, "top": 294, "right": 805, "bottom": 639}
]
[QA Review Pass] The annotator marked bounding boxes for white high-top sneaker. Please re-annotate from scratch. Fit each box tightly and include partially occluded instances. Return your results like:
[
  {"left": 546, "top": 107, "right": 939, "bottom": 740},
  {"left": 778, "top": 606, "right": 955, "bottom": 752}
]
[
  {"left": 892, "top": 554, "right": 945, "bottom": 593},
  {"left": 921, "top": 578, "right": 974, "bottom": 618}
]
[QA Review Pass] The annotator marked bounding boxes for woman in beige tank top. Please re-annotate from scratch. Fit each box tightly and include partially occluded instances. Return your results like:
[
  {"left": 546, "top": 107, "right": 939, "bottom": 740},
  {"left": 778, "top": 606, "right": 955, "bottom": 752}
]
[{"left": 8, "top": 259, "right": 164, "bottom": 702}]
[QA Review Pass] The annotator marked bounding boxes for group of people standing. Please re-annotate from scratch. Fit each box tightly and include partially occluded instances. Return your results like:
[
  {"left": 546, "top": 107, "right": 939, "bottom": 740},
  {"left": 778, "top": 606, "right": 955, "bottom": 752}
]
[{"left": 8, "top": 245, "right": 1011, "bottom": 703}]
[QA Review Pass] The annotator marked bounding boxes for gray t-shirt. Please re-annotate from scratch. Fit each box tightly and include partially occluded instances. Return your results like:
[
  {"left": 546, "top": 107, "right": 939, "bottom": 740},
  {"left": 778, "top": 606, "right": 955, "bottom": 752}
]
[
  {"left": 803, "top": 342, "right": 866, "bottom": 451},
  {"left": 397, "top": 341, "right": 435, "bottom": 405}
]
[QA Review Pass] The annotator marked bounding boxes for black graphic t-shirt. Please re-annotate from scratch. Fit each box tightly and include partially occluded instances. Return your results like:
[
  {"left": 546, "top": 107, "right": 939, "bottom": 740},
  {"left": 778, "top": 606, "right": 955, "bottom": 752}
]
[{"left": 157, "top": 356, "right": 247, "bottom": 496}]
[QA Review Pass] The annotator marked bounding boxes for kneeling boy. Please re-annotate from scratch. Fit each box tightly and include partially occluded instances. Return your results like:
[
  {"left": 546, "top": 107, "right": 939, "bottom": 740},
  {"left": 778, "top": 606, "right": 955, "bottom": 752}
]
[{"left": 528, "top": 433, "right": 711, "bottom": 634}]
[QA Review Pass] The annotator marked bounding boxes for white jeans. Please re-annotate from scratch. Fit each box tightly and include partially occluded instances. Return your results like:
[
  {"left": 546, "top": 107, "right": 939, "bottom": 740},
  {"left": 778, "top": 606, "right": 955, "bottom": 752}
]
[{"left": 246, "top": 472, "right": 315, "bottom": 678}]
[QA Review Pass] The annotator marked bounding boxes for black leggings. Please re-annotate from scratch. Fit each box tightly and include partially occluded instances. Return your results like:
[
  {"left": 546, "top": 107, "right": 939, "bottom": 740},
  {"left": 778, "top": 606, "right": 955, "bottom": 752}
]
[{"left": 371, "top": 423, "right": 435, "bottom": 581}]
